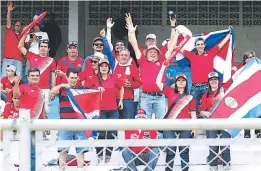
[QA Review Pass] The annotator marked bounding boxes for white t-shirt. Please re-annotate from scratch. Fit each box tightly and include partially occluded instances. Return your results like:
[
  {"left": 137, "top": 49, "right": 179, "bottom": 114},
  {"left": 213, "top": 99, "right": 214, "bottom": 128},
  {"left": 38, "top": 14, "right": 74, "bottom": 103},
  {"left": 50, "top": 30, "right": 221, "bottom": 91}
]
[{"left": 25, "top": 32, "right": 49, "bottom": 55}]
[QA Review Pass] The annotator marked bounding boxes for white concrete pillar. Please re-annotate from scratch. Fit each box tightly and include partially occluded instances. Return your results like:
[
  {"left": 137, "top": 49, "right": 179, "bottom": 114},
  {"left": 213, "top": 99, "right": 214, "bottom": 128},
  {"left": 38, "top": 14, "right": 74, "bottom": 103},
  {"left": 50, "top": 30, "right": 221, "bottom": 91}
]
[{"left": 68, "top": 1, "right": 78, "bottom": 42}]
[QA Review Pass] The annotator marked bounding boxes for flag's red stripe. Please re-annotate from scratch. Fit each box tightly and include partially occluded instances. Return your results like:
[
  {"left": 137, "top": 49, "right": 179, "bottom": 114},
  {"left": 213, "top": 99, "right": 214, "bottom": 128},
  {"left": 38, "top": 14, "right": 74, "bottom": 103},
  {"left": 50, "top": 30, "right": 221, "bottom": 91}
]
[{"left": 212, "top": 70, "right": 261, "bottom": 118}]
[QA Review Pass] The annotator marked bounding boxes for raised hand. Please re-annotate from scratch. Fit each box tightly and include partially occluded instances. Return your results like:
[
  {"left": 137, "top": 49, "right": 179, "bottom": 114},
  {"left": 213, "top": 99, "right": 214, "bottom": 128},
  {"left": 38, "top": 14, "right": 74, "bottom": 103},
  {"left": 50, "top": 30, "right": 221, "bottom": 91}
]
[
  {"left": 7, "top": 1, "right": 15, "bottom": 12},
  {"left": 106, "top": 18, "right": 115, "bottom": 29},
  {"left": 163, "top": 60, "right": 170, "bottom": 67},
  {"left": 169, "top": 16, "right": 176, "bottom": 27},
  {"left": 100, "top": 28, "right": 106, "bottom": 37},
  {"left": 14, "top": 76, "right": 22, "bottom": 85},
  {"left": 125, "top": 13, "right": 133, "bottom": 25},
  {"left": 228, "top": 25, "right": 233, "bottom": 34}
]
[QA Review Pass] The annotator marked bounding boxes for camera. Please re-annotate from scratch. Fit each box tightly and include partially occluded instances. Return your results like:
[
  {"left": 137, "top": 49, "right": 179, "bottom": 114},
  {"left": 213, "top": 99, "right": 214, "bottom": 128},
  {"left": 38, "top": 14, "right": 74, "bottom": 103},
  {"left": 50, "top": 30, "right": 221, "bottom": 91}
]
[
  {"left": 168, "top": 10, "right": 176, "bottom": 20},
  {"left": 143, "top": 132, "right": 151, "bottom": 139}
]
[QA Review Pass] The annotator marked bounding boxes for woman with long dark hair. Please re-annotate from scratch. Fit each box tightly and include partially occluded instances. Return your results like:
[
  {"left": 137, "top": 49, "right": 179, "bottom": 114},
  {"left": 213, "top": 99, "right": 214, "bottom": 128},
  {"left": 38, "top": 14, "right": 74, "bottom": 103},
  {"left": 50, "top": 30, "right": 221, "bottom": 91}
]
[
  {"left": 85, "top": 58, "right": 124, "bottom": 163},
  {"left": 156, "top": 61, "right": 197, "bottom": 171},
  {"left": 200, "top": 71, "right": 231, "bottom": 171}
]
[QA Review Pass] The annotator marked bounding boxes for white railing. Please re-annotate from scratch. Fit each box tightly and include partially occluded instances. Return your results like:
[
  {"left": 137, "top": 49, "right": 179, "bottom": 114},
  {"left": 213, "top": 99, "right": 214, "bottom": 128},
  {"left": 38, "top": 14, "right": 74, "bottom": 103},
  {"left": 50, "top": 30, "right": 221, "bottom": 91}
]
[{"left": 2, "top": 109, "right": 261, "bottom": 171}]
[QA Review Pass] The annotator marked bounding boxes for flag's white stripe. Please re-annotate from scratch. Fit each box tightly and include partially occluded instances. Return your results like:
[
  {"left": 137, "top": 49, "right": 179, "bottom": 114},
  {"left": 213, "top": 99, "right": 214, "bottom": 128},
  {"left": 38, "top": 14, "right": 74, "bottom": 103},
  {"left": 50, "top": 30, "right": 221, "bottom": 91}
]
[
  {"left": 225, "top": 62, "right": 261, "bottom": 95},
  {"left": 68, "top": 98, "right": 82, "bottom": 114},
  {"left": 220, "top": 36, "right": 233, "bottom": 83},
  {"left": 228, "top": 91, "right": 261, "bottom": 119},
  {"left": 69, "top": 89, "right": 100, "bottom": 96}
]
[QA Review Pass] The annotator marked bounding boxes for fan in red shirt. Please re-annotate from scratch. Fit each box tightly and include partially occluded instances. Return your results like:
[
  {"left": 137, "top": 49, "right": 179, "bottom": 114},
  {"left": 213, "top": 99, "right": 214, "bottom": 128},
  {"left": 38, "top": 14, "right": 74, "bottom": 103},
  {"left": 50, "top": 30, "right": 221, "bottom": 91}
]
[
  {"left": 113, "top": 48, "right": 141, "bottom": 119},
  {"left": 1, "top": 65, "right": 17, "bottom": 103},
  {"left": 199, "top": 72, "right": 231, "bottom": 171},
  {"left": 13, "top": 67, "right": 46, "bottom": 171},
  {"left": 156, "top": 61, "right": 197, "bottom": 171},
  {"left": 122, "top": 109, "right": 159, "bottom": 171},
  {"left": 82, "top": 37, "right": 104, "bottom": 74},
  {"left": 126, "top": 13, "right": 179, "bottom": 119},
  {"left": 85, "top": 58, "right": 124, "bottom": 163},
  {"left": 79, "top": 52, "right": 104, "bottom": 86},
  {"left": 2, "top": 2, "right": 23, "bottom": 78},
  {"left": 3, "top": 95, "right": 19, "bottom": 119},
  {"left": 56, "top": 41, "right": 84, "bottom": 86},
  {"left": 177, "top": 26, "right": 232, "bottom": 115},
  {"left": 18, "top": 31, "right": 56, "bottom": 114}
]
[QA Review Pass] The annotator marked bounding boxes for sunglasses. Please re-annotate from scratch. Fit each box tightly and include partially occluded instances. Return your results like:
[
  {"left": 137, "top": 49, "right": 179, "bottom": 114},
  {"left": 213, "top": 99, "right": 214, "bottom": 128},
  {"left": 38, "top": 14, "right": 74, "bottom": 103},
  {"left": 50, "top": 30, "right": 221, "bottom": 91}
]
[
  {"left": 196, "top": 43, "right": 204, "bottom": 46},
  {"left": 91, "top": 60, "right": 98, "bottom": 64},
  {"left": 13, "top": 97, "right": 19, "bottom": 100},
  {"left": 42, "top": 39, "right": 49, "bottom": 44},
  {"left": 68, "top": 41, "right": 78, "bottom": 45},
  {"left": 93, "top": 43, "right": 104, "bottom": 47},
  {"left": 29, "top": 74, "right": 40, "bottom": 77}
]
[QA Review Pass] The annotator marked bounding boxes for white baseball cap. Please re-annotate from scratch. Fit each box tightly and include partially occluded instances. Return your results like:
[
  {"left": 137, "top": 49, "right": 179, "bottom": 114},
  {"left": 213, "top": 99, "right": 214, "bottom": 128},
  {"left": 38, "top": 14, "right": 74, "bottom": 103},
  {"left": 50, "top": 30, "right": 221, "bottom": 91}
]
[
  {"left": 208, "top": 72, "right": 219, "bottom": 79},
  {"left": 6, "top": 65, "right": 17, "bottom": 72},
  {"left": 146, "top": 34, "right": 156, "bottom": 40}
]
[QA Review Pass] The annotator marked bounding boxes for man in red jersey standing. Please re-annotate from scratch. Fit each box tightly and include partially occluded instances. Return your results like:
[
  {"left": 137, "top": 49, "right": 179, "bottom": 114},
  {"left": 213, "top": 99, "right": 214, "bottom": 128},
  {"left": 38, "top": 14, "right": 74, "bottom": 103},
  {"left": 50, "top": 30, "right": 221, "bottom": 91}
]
[
  {"left": 18, "top": 31, "right": 56, "bottom": 116},
  {"left": 13, "top": 67, "right": 47, "bottom": 171},
  {"left": 50, "top": 68, "right": 88, "bottom": 171},
  {"left": 179, "top": 26, "right": 232, "bottom": 116},
  {"left": 56, "top": 41, "right": 84, "bottom": 86},
  {"left": 2, "top": 2, "right": 23, "bottom": 77}
]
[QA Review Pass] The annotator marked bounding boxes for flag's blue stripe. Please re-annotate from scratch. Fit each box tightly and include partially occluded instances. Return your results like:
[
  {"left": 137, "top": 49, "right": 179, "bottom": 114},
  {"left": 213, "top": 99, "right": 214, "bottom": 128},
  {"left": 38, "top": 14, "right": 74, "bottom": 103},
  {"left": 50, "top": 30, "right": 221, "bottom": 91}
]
[
  {"left": 66, "top": 89, "right": 87, "bottom": 119},
  {"left": 226, "top": 102, "right": 261, "bottom": 138}
]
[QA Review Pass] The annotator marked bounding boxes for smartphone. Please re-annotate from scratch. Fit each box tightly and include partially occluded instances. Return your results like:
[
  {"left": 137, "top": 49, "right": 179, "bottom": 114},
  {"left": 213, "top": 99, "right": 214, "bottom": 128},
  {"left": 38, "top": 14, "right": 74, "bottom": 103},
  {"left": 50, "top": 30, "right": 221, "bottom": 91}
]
[{"left": 168, "top": 10, "right": 176, "bottom": 20}]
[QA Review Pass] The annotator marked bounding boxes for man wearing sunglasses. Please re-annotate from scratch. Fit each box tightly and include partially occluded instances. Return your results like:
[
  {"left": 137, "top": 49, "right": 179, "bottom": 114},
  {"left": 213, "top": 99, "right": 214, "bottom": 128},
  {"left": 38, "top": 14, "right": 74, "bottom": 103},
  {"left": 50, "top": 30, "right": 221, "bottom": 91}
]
[
  {"left": 18, "top": 31, "right": 56, "bottom": 116},
  {"left": 82, "top": 37, "right": 104, "bottom": 72},
  {"left": 2, "top": 1, "right": 23, "bottom": 78},
  {"left": 56, "top": 41, "right": 83, "bottom": 86},
  {"left": 178, "top": 26, "right": 232, "bottom": 116}
]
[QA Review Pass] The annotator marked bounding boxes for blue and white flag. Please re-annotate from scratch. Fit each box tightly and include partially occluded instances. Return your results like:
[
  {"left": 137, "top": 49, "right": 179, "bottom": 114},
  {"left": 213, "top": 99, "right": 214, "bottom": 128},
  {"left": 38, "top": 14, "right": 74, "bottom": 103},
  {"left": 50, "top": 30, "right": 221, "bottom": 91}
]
[{"left": 176, "top": 28, "right": 235, "bottom": 83}]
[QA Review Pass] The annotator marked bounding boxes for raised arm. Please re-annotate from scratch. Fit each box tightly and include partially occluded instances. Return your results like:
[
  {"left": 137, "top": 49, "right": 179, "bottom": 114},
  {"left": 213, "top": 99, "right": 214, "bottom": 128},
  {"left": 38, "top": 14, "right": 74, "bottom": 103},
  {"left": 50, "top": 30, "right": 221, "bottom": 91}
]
[
  {"left": 167, "top": 17, "right": 177, "bottom": 50},
  {"left": 6, "top": 2, "right": 15, "bottom": 29},
  {"left": 106, "top": 18, "right": 114, "bottom": 51},
  {"left": 18, "top": 32, "right": 28, "bottom": 56},
  {"left": 218, "top": 26, "right": 232, "bottom": 50},
  {"left": 13, "top": 76, "right": 22, "bottom": 97},
  {"left": 156, "top": 61, "right": 169, "bottom": 91},
  {"left": 165, "top": 26, "right": 179, "bottom": 60},
  {"left": 125, "top": 13, "right": 141, "bottom": 60},
  {"left": 100, "top": 28, "right": 116, "bottom": 72},
  {"left": 50, "top": 84, "right": 70, "bottom": 98}
]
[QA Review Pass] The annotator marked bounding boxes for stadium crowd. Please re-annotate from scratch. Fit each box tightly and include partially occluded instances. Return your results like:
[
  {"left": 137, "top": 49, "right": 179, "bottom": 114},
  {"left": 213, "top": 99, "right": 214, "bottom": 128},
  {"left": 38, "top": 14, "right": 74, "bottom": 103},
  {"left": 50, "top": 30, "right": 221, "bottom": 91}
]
[{"left": 1, "top": 2, "right": 260, "bottom": 171}]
